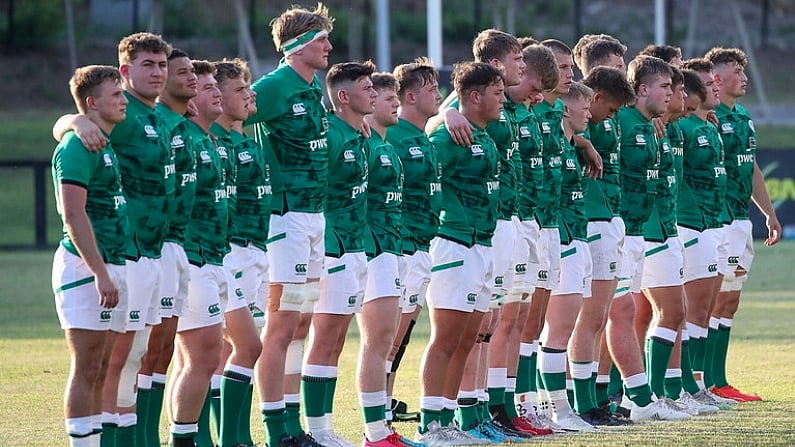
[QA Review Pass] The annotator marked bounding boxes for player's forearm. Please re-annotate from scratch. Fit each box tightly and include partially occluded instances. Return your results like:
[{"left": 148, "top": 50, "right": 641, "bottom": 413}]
[
  {"left": 751, "top": 161, "right": 776, "bottom": 219},
  {"left": 52, "top": 114, "right": 81, "bottom": 142}
]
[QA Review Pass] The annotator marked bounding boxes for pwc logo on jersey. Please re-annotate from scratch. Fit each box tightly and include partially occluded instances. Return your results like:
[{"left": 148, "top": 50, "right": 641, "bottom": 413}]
[
  {"left": 113, "top": 195, "right": 127, "bottom": 210},
  {"left": 529, "top": 156, "right": 543, "bottom": 169},
  {"left": 103, "top": 153, "right": 114, "bottom": 167},
  {"left": 292, "top": 102, "right": 307, "bottom": 116},
  {"left": 429, "top": 182, "right": 442, "bottom": 196},
  {"left": 609, "top": 152, "right": 619, "bottom": 164},
  {"left": 408, "top": 147, "right": 423, "bottom": 158},
  {"left": 164, "top": 163, "right": 176, "bottom": 179},
  {"left": 471, "top": 144, "right": 484, "bottom": 156},
  {"left": 737, "top": 153, "right": 754, "bottom": 165},
  {"left": 697, "top": 135, "right": 710, "bottom": 147},
  {"left": 486, "top": 179, "right": 499, "bottom": 194},
  {"left": 385, "top": 191, "right": 402, "bottom": 204},
  {"left": 256, "top": 185, "right": 272, "bottom": 199},
  {"left": 571, "top": 190, "right": 583, "bottom": 200},
  {"left": 238, "top": 151, "right": 253, "bottom": 164},
  {"left": 181, "top": 172, "right": 197, "bottom": 187},
  {"left": 214, "top": 188, "right": 228, "bottom": 203},
  {"left": 646, "top": 169, "right": 659, "bottom": 180},
  {"left": 713, "top": 166, "right": 727, "bottom": 178},
  {"left": 721, "top": 123, "right": 734, "bottom": 134},
  {"left": 673, "top": 146, "right": 683, "bottom": 157},
  {"left": 144, "top": 124, "right": 158, "bottom": 138},
  {"left": 351, "top": 181, "right": 368, "bottom": 199},
  {"left": 309, "top": 138, "right": 328, "bottom": 151}
]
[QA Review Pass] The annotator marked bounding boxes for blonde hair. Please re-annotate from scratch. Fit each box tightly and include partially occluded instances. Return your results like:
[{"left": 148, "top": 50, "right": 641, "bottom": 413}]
[
  {"left": 69, "top": 65, "right": 122, "bottom": 114},
  {"left": 271, "top": 3, "right": 334, "bottom": 52}
]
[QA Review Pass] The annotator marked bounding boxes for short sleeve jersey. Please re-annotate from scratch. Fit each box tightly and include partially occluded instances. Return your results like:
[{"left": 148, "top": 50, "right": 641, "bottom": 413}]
[
  {"left": 228, "top": 129, "right": 272, "bottom": 251},
  {"left": 324, "top": 113, "right": 368, "bottom": 257},
  {"left": 110, "top": 92, "right": 175, "bottom": 259},
  {"left": 182, "top": 121, "right": 229, "bottom": 266},
  {"left": 617, "top": 106, "right": 659, "bottom": 236},
  {"left": 246, "top": 60, "right": 328, "bottom": 214},
  {"left": 386, "top": 118, "right": 442, "bottom": 254},
  {"left": 430, "top": 123, "right": 500, "bottom": 247},
  {"left": 582, "top": 116, "right": 621, "bottom": 220},
  {"left": 533, "top": 99, "right": 565, "bottom": 228},
  {"left": 514, "top": 103, "right": 544, "bottom": 222},
  {"left": 643, "top": 130, "right": 678, "bottom": 242},
  {"left": 157, "top": 103, "right": 196, "bottom": 245},
  {"left": 677, "top": 114, "right": 727, "bottom": 230},
  {"left": 365, "top": 132, "right": 404, "bottom": 257},
  {"left": 715, "top": 102, "right": 756, "bottom": 220},
  {"left": 558, "top": 136, "right": 588, "bottom": 244},
  {"left": 52, "top": 132, "right": 130, "bottom": 265}
]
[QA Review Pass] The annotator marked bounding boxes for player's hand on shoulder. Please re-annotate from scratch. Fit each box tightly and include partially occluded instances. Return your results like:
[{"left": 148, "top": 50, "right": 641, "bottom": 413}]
[
  {"left": 74, "top": 116, "right": 107, "bottom": 153},
  {"left": 444, "top": 108, "right": 474, "bottom": 147}
]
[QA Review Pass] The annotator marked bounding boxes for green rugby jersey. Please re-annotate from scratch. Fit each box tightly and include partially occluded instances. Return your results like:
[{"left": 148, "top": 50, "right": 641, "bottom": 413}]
[
  {"left": 617, "top": 106, "right": 658, "bottom": 236},
  {"left": 533, "top": 99, "right": 565, "bottom": 228},
  {"left": 183, "top": 121, "right": 229, "bottom": 266},
  {"left": 210, "top": 123, "right": 238, "bottom": 251},
  {"left": 643, "top": 131, "right": 678, "bottom": 242},
  {"left": 324, "top": 113, "right": 368, "bottom": 257},
  {"left": 227, "top": 129, "right": 272, "bottom": 252},
  {"left": 715, "top": 102, "right": 756, "bottom": 220},
  {"left": 247, "top": 61, "right": 328, "bottom": 214},
  {"left": 515, "top": 103, "right": 544, "bottom": 222},
  {"left": 157, "top": 103, "right": 196, "bottom": 245},
  {"left": 677, "top": 114, "right": 727, "bottom": 230},
  {"left": 110, "top": 92, "right": 175, "bottom": 259},
  {"left": 366, "top": 132, "right": 404, "bottom": 257},
  {"left": 582, "top": 116, "right": 621, "bottom": 220},
  {"left": 386, "top": 118, "right": 441, "bottom": 254},
  {"left": 52, "top": 132, "right": 130, "bottom": 265},
  {"left": 430, "top": 123, "right": 500, "bottom": 247},
  {"left": 558, "top": 136, "right": 587, "bottom": 244}
]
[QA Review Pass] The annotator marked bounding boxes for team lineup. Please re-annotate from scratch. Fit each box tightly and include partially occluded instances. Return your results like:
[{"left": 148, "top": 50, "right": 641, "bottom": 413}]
[{"left": 50, "top": 3, "right": 782, "bottom": 447}]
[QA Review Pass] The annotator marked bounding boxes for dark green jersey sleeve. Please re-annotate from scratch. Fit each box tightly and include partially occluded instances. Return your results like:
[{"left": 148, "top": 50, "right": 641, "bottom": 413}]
[
  {"left": 617, "top": 106, "right": 658, "bottom": 236},
  {"left": 558, "top": 136, "right": 588, "bottom": 244},
  {"left": 582, "top": 117, "right": 621, "bottom": 220},
  {"left": 677, "top": 114, "right": 727, "bottom": 230},
  {"left": 533, "top": 99, "right": 565, "bottom": 228},
  {"left": 247, "top": 61, "right": 328, "bottom": 213},
  {"left": 430, "top": 124, "right": 500, "bottom": 247},
  {"left": 716, "top": 103, "right": 756, "bottom": 220},
  {"left": 52, "top": 133, "right": 130, "bottom": 265},
  {"left": 324, "top": 114, "right": 368, "bottom": 256},
  {"left": 365, "top": 132, "right": 403, "bottom": 257},
  {"left": 514, "top": 103, "right": 544, "bottom": 221},
  {"left": 158, "top": 104, "right": 197, "bottom": 245},
  {"left": 387, "top": 118, "right": 442, "bottom": 253}
]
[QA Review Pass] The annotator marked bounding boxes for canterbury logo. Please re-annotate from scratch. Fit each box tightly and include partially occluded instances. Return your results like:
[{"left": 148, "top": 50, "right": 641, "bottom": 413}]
[
  {"left": 708, "top": 264, "right": 718, "bottom": 273},
  {"left": 294, "top": 264, "right": 308, "bottom": 273},
  {"left": 515, "top": 264, "right": 527, "bottom": 273},
  {"left": 160, "top": 297, "right": 174, "bottom": 308},
  {"left": 129, "top": 311, "right": 141, "bottom": 321},
  {"left": 537, "top": 270, "right": 548, "bottom": 280},
  {"left": 728, "top": 256, "right": 739, "bottom": 265},
  {"left": 100, "top": 310, "right": 112, "bottom": 321},
  {"left": 466, "top": 293, "right": 477, "bottom": 303},
  {"left": 208, "top": 304, "right": 221, "bottom": 316}
]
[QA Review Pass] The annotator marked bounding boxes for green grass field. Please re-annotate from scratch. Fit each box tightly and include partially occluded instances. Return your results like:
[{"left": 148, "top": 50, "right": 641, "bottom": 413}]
[{"left": 1, "top": 241, "right": 795, "bottom": 446}]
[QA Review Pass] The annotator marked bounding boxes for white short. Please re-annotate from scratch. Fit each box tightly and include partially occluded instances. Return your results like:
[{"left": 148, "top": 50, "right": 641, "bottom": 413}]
[
  {"left": 641, "top": 237, "right": 684, "bottom": 289},
  {"left": 551, "top": 240, "right": 593, "bottom": 297},
  {"left": 177, "top": 264, "right": 233, "bottom": 332},
  {"left": 52, "top": 246, "right": 127, "bottom": 332},
  {"left": 365, "top": 252, "right": 404, "bottom": 305},
  {"left": 159, "top": 242, "right": 190, "bottom": 318},
  {"left": 722, "top": 219, "right": 754, "bottom": 272},
  {"left": 529, "top": 228, "right": 561, "bottom": 291},
  {"left": 315, "top": 252, "right": 367, "bottom": 315},
  {"left": 225, "top": 243, "right": 269, "bottom": 323},
  {"left": 505, "top": 219, "right": 539, "bottom": 303},
  {"left": 678, "top": 226, "right": 721, "bottom": 283},
  {"left": 267, "top": 212, "right": 325, "bottom": 284},
  {"left": 401, "top": 250, "right": 431, "bottom": 313},
  {"left": 587, "top": 218, "right": 625, "bottom": 281},
  {"left": 491, "top": 219, "right": 518, "bottom": 299},
  {"left": 616, "top": 235, "right": 645, "bottom": 297},
  {"left": 427, "top": 237, "right": 492, "bottom": 313},
  {"left": 126, "top": 256, "right": 162, "bottom": 330}
]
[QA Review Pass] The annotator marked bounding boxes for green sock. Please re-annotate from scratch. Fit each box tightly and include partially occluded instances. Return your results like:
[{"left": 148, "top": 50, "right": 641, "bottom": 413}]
[
  {"left": 135, "top": 387, "right": 151, "bottom": 445},
  {"left": 607, "top": 364, "right": 622, "bottom": 397},
  {"left": 681, "top": 339, "right": 701, "bottom": 395},
  {"left": 196, "top": 389, "right": 215, "bottom": 447},
  {"left": 100, "top": 422, "right": 117, "bottom": 447},
  {"left": 664, "top": 375, "right": 683, "bottom": 400},
  {"left": 595, "top": 381, "right": 609, "bottom": 406},
  {"left": 648, "top": 336, "right": 675, "bottom": 398},
  {"left": 220, "top": 370, "right": 251, "bottom": 446},
  {"left": 625, "top": 383, "right": 653, "bottom": 408},
  {"left": 487, "top": 386, "right": 505, "bottom": 407},
  {"left": 703, "top": 326, "right": 719, "bottom": 388},
  {"left": 115, "top": 424, "right": 137, "bottom": 447},
  {"left": 455, "top": 398, "right": 480, "bottom": 430},
  {"left": 148, "top": 382, "right": 166, "bottom": 447},
  {"left": 440, "top": 407, "right": 454, "bottom": 427},
  {"left": 540, "top": 372, "right": 566, "bottom": 395},
  {"left": 477, "top": 401, "right": 490, "bottom": 422},
  {"left": 209, "top": 386, "right": 221, "bottom": 442},
  {"left": 285, "top": 401, "right": 303, "bottom": 437},
  {"left": 324, "top": 377, "right": 337, "bottom": 417},
  {"left": 504, "top": 389, "right": 519, "bottom": 419},
  {"left": 571, "top": 361, "right": 594, "bottom": 414},
  {"left": 302, "top": 375, "right": 328, "bottom": 426},
  {"left": 262, "top": 407, "right": 288, "bottom": 447},
  {"left": 419, "top": 409, "right": 441, "bottom": 433},
  {"left": 238, "top": 384, "right": 255, "bottom": 445},
  {"left": 712, "top": 324, "right": 732, "bottom": 388},
  {"left": 689, "top": 335, "right": 706, "bottom": 373},
  {"left": 529, "top": 352, "right": 539, "bottom": 393},
  {"left": 516, "top": 355, "right": 532, "bottom": 394}
]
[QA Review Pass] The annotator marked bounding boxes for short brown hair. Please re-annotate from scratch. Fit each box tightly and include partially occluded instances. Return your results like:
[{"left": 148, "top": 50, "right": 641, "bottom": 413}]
[
  {"left": 682, "top": 69, "right": 707, "bottom": 102},
  {"left": 393, "top": 57, "right": 439, "bottom": 100},
  {"left": 638, "top": 44, "right": 682, "bottom": 64},
  {"left": 705, "top": 47, "right": 747, "bottom": 67},
  {"left": 326, "top": 60, "right": 376, "bottom": 91},
  {"left": 214, "top": 58, "right": 251, "bottom": 87},
  {"left": 580, "top": 38, "right": 627, "bottom": 75},
  {"left": 371, "top": 72, "right": 398, "bottom": 92},
  {"left": 522, "top": 44, "right": 560, "bottom": 91},
  {"left": 670, "top": 65, "right": 684, "bottom": 88},
  {"left": 561, "top": 81, "right": 593, "bottom": 103},
  {"left": 582, "top": 66, "right": 634, "bottom": 105},
  {"left": 271, "top": 3, "right": 334, "bottom": 52},
  {"left": 118, "top": 32, "right": 171, "bottom": 65},
  {"left": 69, "top": 65, "right": 122, "bottom": 114},
  {"left": 541, "top": 38, "right": 572, "bottom": 57},
  {"left": 681, "top": 58, "right": 714, "bottom": 74},
  {"left": 627, "top": 55, "right": 673, "bottom": 92},
  {"left": 473, "top": 29, "right": 521, "bottom": 63},
  {"left": 452, "top": 61, "right": 504, "bottom": 104},
  {"left": 192, "top": 60, "right": 217, "bottom": 77}
]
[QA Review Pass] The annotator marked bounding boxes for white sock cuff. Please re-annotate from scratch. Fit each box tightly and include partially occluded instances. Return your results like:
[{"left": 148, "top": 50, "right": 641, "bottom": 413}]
[
  {"left": 686, "top": 322, "right": 708, "bottom": 338},
  {"left": 538, "top": 350, "right": 567, "bottom": 374},
  {"left": 487, "top": 368, "right": 508, "bottom": 387},
  {"left": 260, "top": 400, "right": 285, "bottom": 412},
  {"left": 284, "top": 393, "right": 300, "bottom": 404},
  {"left": 665, "top": 368, "right": 682, "bottom": 379},
  {"left": 596, "top": 374, "right": 610, "bottom": 384},
  {"left": 170, "top": 422, "right": 198, "bottom": 435},
  {"left": 506, "top": 377, "right": 517, "bottom": 392},
  {"left": 720, "top": 317, "right": 733, "bottom": 328},
  {"left": 225, "top": 364, "right": 254, "bottom": 378},
  {"left": 359, "top": 391, "right": 387, "bottom": 408},
  {"left": 681, "top": 328, "right": 690, "bottom": 341},
  {"left": 519, "top": 342, "right": 534, "bottom": 357},
  {"left": 592, "top": 361, "right": 599, "bottom": 374},
  {"left": 478, "top": 389, "right": 489, "bottom": 402},
  {"left": 709, "top": 317, "right": 720, "bottom": 330},
  {"left": 623, "top": 372, "right": 648, "bottom": 389},
  {"left": 420, "top": 396, "right": 444, "bottom": 411},
  {"left": 101, "top": 412, "right": 118, "bottom": 425},
  {"left": 569, "top": 361, "right": 592, "bottom": 380},
  {"left": 565, "top": 379, "right": 574, "bottom": 391},
  {"left": 211, "top": 374, "right": 222, "bottom": 389},
  {"left": 117, "top": 413, "right": 137, "bottom": 428},
  {"left": 443, "top": 397, "right": 458, "bottom": 410},
  {"left": 137, "top": 374, "right": 153, "bottom": 389},
  {"left": 151, "top": 372, "right": 168, "bottom": 384},
  {"left": 303, "top": 363, "right": 336, "bottom": 378},
  {"left": 385, "top": 360, "right": 393, "bottom": 371},
  {"left": 66, "top": 416, "right": 93, "bottom": 436},
  {"left": 651, "top": 326, "right": 678, "bottom": 343},
  {"left": 457, "top": 390, "right": 479, "bottom": 400}
]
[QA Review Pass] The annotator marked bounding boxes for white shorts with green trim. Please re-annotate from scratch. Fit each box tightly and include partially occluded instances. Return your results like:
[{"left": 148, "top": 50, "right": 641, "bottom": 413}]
[
  {"left": 427, "top": 237, "right": 492, "bottom": 313},
  {"left": 266, "top": 212, "right": 325, "bottom": 284},
  {"left": 316, "top": 252, "right": 367, "bottom": 315},
  {"left": 587, "top": 218, "right": 624, "bottom": 281},
  {"left": 641, "top": 237, "right": 684, "bottom": 289},
  {"left": 678, "top": 226, "right": 722, "bottom": 283},
  {"left": 615, "top": 235, "right": 645, "bottom": 297},
  {"left": 401, "top": 250, "right": 431, "bottom": 313},
  {"left": 551, "top": 240, "right": 593, "bottom": 297},
  {"left": 159, "top": 242, "right": 190, "bottom": 318}
]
